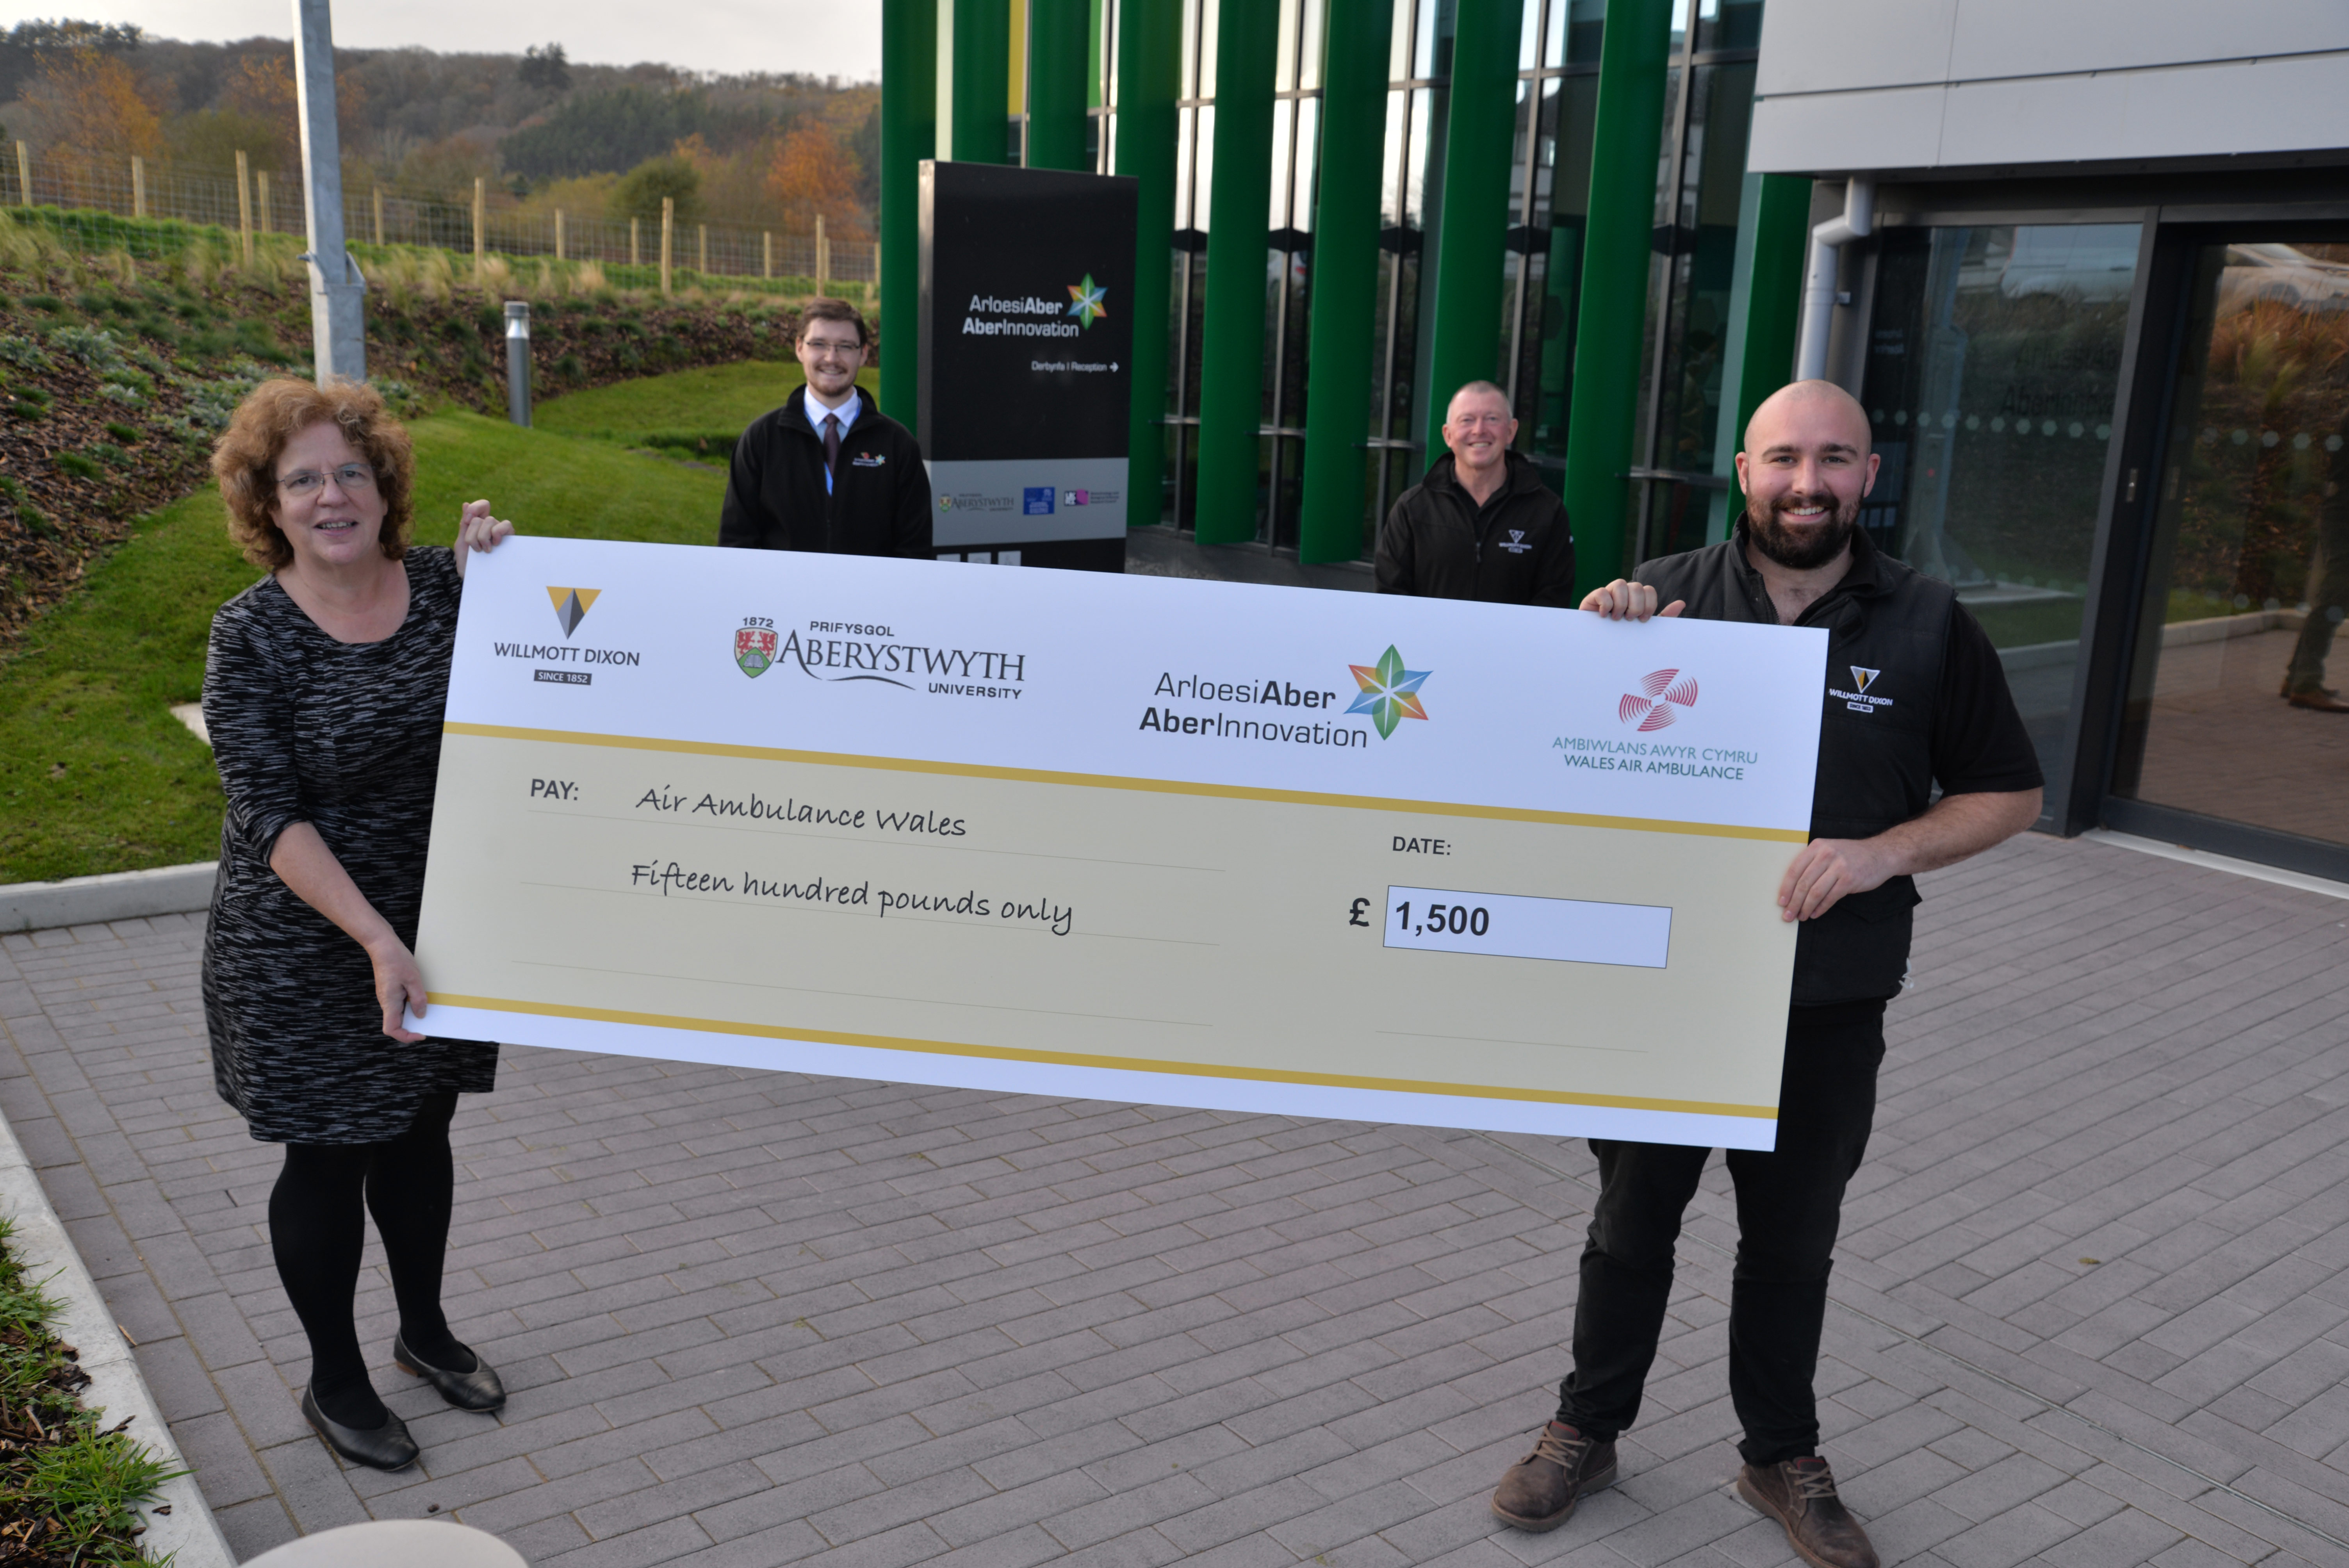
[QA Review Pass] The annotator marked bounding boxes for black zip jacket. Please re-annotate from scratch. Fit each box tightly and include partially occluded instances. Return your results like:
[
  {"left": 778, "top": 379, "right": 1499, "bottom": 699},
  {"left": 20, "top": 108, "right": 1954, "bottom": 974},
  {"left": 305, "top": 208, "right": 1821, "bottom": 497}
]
[
  {"left": 718, "top": 387, "right": 932, "bottom": 556},
  {"left": 1374, "top": 451, "right": 1576, "bottom": 606},
  {"left": 1639, "top": 522, "right": 2000, "bottom": 1005}
]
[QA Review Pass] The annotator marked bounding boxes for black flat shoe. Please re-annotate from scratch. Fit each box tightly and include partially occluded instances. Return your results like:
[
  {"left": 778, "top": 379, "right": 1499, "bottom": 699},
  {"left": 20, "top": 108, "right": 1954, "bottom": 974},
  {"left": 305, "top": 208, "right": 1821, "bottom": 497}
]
[
  {"left": 393, "top": 1332, "right": 507, "bottom": 1413},
  {"left": 301, "top": 1385, "right": 419, "bottom": 1471}
]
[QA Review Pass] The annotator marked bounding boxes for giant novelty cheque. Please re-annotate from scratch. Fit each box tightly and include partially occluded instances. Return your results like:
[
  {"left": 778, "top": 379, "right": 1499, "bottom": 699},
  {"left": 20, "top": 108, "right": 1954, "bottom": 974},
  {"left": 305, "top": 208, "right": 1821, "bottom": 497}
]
[{"left": 413, "top": 538, "right": 1828, "bottom": 1150}]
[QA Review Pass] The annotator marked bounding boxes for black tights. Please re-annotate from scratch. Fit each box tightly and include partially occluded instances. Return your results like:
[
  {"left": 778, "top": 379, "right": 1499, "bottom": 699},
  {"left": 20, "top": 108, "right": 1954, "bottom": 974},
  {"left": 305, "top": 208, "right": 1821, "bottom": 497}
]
[{"left": 270, "top": 1091, "right": 471, "bottom": 1429}]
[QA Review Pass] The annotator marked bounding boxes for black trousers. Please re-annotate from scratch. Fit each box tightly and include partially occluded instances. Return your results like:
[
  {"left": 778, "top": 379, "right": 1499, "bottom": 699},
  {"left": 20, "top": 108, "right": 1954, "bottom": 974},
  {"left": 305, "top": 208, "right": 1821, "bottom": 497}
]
[{"left": 1555, "top": 998, "right": 1887, "bottom": 1466}]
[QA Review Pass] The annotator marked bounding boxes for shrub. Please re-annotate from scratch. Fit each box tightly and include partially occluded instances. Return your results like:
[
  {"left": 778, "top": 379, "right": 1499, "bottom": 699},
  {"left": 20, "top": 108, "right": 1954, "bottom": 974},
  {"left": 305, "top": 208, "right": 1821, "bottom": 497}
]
[
  {"left": 0, "top": 333, "right": 52, "bottom": 370},
  {"left": 46, "top": 324, "right": 122, "bottom": 367}
]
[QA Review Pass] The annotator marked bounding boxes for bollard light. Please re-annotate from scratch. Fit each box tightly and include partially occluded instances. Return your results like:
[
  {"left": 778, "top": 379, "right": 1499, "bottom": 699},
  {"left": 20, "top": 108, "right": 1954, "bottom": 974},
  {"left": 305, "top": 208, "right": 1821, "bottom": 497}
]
[{"left": 504, "top": 300, "right": 532, "bottom": 427}]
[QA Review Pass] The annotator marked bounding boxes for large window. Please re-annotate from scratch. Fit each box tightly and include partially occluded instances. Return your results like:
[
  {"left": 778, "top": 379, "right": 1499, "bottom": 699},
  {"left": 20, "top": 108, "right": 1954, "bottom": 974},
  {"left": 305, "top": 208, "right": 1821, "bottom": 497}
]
[{"left": 1858, "top": 223, "right": 2142, "bottom": 773}]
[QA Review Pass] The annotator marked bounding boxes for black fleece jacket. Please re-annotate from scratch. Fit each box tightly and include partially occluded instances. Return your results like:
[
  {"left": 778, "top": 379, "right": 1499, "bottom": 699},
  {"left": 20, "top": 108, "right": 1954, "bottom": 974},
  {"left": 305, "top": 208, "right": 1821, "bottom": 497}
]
[
  {"left": 1374, "top": 451, "right": 1576, "bottom": 606},
  {"left": 718, "top": 387, "right": 932, "bottom": 556}
]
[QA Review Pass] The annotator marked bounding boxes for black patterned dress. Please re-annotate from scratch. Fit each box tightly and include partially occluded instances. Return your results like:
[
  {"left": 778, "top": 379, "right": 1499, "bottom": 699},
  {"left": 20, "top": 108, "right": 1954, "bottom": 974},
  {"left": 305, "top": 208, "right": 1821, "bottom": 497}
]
[{"left": 200, "top": 545, "right": 497, "bottom": 1144}]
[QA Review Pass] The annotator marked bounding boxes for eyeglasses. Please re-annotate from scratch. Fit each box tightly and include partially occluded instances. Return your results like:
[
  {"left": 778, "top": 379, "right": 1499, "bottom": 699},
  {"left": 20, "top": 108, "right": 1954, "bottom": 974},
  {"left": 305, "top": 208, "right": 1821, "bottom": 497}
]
[{"left": 277, "top": 463, "right": 377, "bottom": 497}]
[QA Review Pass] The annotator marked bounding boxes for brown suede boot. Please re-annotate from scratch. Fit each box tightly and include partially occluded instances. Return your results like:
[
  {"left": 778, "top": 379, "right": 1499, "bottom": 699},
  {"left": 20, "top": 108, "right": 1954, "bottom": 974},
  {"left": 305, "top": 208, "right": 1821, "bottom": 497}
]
[
  {"left": 1489, "top": 1421, "right": 1618, "bottom": 1532},
  {"left": 1736, "top": 1456, "right": 1880, "bottom": 1568}
]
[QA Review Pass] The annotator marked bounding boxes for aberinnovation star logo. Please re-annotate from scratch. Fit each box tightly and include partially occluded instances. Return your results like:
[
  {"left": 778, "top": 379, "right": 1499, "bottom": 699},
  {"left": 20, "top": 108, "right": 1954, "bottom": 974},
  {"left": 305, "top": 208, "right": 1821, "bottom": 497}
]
[
  {"left": 1066, "top": 274, "right": 1108, "bottom": 328},
  {"left": 1347, "top": 646, "right": 1431, "bottom": 739}
]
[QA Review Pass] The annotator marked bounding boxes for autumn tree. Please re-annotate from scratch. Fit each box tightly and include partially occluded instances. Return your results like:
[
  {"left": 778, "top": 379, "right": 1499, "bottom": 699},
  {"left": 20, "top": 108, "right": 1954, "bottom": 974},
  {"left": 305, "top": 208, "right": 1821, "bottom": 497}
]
[
  {"left": 765, "top": 119, "right": 867, "bottom": 241},
  {"left": 26, "top": 48, "right": 162, "bottom": 161}
]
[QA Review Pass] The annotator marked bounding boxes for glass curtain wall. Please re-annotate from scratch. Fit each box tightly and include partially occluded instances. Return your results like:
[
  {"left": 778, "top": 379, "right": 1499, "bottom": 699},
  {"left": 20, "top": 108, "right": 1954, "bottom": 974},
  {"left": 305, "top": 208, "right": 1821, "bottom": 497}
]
[
  {"left": 1857, "top": 223, "right": 2141, "bottom": 774},
  {"left": 1631, "top": 0, "right": 1761, "bottom": 562},
  {"left": 1154, "top": 0, "right": 1324, "bottom": 535},
  {"left": 2112, "top": 237, "right": 2349, "bottom": 856},
  {"left": 1501, "top": 0, "right": 1604, "bottom": 492}
]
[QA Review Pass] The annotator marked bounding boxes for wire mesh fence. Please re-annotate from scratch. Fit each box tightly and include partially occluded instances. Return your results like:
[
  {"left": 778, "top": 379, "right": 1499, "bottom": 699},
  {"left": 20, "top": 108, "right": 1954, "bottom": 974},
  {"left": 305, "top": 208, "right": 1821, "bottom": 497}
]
[{"left": 1, "top": 143, "right": 876, "bottom": 295}]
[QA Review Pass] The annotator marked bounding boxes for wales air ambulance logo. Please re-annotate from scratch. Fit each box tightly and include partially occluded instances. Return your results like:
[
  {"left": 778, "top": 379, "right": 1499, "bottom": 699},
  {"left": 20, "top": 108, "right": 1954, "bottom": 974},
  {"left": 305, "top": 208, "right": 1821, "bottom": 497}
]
[
  {"left": 734, "top": 622, "right": 778, "bottom": 677},
  {"left": 1066, "top": 274, "right": 1108, "bottom": 329},
  {"left": 547, "top": 586, "right": 599, "bottom": 638},
  {"left": 1347, "top": 645, "right": 1431, "bottom": 739}
]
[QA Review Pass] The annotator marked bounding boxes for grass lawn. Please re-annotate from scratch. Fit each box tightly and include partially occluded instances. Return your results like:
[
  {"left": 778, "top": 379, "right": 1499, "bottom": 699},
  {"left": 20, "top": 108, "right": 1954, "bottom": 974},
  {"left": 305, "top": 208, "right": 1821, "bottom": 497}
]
[
  {"left": 533, "top": 360, "right": 879, "bottom": 458},
  {"left": 0, "top": 410, "right": 726, "bottom": 884}
]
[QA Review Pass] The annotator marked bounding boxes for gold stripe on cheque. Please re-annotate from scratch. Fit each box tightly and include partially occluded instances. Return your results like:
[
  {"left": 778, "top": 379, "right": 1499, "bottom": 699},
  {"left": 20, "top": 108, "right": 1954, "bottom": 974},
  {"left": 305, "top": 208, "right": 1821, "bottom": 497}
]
[
  {"left": 441, "top": 722, "right": 1809, "bottom": 843},
  {"left": 428, "top": 993, "right": 1780, "bottom": 1119}
]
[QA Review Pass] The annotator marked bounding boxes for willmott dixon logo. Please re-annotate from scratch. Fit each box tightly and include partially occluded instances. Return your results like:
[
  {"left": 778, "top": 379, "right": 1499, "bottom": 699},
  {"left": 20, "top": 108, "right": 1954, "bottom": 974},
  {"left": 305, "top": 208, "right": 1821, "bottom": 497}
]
[
  {"left": 1619, "top": 667, "right": 1699, "bottom": 732},
  {"left": 1066, "top": 274, "right": 1108, "bottom": 328},
  {"left": 1347, "top": 646, "right": 1431, "bottom": 739},
  {"left": 547, "top": 586, "right": 599, "bottom": 638}
]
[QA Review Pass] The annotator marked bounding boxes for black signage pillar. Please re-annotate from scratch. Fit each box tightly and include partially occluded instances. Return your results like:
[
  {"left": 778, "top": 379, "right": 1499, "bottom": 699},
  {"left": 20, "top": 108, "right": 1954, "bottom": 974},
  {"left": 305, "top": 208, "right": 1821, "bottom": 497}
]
[{"left": 918, "top": 161, "right": 1138, "bottom": 570}]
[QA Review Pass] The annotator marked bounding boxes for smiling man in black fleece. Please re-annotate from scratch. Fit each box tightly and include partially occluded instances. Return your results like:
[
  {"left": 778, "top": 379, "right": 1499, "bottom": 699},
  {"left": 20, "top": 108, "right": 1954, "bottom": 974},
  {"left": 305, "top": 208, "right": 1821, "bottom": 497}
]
[
  {"left": 718, "top": 298, "right": 931, "bottom": 556},
  {"left": 1374, "top": 380, "right": 1575, "bottom": 606}
]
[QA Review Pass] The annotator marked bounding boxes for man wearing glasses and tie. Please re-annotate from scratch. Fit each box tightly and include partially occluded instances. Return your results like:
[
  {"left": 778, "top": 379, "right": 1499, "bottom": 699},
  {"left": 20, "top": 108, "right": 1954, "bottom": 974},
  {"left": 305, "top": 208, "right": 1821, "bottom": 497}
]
[{"left": 718, "top": 298, "right": 931, "bottom": 556}]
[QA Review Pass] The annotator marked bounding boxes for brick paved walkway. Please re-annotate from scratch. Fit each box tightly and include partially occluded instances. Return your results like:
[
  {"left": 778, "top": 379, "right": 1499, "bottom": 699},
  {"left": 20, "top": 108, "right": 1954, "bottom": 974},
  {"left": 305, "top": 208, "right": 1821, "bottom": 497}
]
[{"left": 2, "top": 832, "right": 2345, "bottom": 1568}]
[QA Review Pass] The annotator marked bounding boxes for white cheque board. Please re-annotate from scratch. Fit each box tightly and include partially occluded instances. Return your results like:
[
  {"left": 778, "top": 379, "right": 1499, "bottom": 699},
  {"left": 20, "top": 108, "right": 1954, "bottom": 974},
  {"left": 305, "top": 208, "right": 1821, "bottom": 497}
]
[{"left": 414, "top": 538, "right": 1828, "bottom": 1149}]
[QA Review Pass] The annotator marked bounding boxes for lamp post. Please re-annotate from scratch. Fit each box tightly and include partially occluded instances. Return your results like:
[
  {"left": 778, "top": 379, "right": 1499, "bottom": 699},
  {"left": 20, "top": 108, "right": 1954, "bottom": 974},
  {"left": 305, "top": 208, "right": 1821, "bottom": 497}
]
[
  {"left": 292, "top": 0, "right": 364, "bottom": 383},
  {"left": 504, "top": 302, "right": 532, "bottom": 427}
]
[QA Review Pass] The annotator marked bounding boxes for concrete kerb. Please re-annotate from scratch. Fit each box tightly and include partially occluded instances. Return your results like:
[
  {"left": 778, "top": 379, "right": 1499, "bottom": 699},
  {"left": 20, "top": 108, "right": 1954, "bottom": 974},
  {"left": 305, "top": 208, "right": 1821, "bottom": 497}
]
[
  {"left": 0, "top": 862, "right": 217, "bottom": 934},
  {"left": 0, "top": 1107, "right": 235, "bottom": 1567}
]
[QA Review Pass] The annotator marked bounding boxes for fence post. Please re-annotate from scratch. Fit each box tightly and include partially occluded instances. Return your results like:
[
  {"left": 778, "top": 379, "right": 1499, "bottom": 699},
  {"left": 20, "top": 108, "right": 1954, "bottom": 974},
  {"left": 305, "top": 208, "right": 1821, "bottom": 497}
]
[
  {"left": 256, "top": 169, "right": 271, "bottom": 232},
  {"left": 130, "top": 155, "right": 144, "bottom": 217},
  {"left": 236, "top": 150, "right": 253, "bottom": 265},
  {"left": 816, "top": 214, "right": 828, "bottom": 294},
  {"left": 472, "top": 176, "right": 485, "bottom": 277},
  {"left": 697, "top": 222, "right": 707, "bottom": 275},
  {"left": 372, "top": 185, "right": 383, "bottom": 245},
  {"left": 630, "top": 217, "right": 640, "bottom": 266},
  {"left": 660, "top": 197, "right": 673, "bottom": 294},
  {"left": 872, "top": 241, "right": 881, "bottom": 303},
  {"left": 555, "top": 208, "right": 565, "bottom": 260},
  {"left": 12, "top": 142, "right": 25, "bottom": 208},
  {"left": 763, "top": 231, "right": 772, "bottom": 279}
]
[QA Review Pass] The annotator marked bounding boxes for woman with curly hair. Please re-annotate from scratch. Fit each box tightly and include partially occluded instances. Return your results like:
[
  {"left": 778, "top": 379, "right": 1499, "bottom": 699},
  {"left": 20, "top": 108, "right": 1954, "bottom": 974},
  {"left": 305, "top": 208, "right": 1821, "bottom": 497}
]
[{"left": 201, "top": 378, "right": 513, "bottom": 1472}]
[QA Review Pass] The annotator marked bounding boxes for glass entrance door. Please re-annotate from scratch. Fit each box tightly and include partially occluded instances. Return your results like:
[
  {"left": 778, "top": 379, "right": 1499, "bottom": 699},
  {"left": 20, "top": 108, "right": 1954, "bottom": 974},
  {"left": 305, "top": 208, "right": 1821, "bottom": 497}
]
[{"left": 2110, "top": 236, "right": 2349, "bottom": 869}]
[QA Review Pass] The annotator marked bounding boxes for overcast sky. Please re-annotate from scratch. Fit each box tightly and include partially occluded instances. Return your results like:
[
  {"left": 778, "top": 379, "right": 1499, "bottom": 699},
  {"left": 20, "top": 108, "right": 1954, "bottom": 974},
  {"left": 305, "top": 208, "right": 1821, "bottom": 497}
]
[{"left": 0, "top": 0, "right": 880, "bottom": 82}]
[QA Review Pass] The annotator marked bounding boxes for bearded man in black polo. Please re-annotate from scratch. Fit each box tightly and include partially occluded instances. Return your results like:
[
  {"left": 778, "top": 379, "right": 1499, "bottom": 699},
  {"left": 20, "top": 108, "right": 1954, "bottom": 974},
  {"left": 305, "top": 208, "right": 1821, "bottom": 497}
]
[{"left": 1488, "top": 381, "right": 2044, "bottom": 1568}]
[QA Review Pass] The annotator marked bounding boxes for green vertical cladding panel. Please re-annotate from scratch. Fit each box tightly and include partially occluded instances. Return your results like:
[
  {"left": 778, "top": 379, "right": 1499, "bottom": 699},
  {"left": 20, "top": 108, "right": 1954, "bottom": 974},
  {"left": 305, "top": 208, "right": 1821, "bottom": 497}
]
[
  {"left": 1297, "top": 0, "right": 1397, "bottom": 563},
  {"left": 1028, "top": 0, "right": 1091, "bottom": 169},
  {"left": 939, "top": 0, "right": 1013, "bottom": 162},
  {"left": 1192, "top": 0, "right": 1282, "bottom": 545},
  {"left": 880, "top": 0, "right": 936, "bottom": 424},
  {"left": 1560, "top": 0, "right": 1674, "bottom": 594},
  {"left": 1117, "top": 0, "right": 1182, "bottom": 528},
  {"left": 1421, "top": 0, "right": 1525, "bottom": 457},
  {"left": 1730, "top": 172, "right": 1813, "bottom": 458}
]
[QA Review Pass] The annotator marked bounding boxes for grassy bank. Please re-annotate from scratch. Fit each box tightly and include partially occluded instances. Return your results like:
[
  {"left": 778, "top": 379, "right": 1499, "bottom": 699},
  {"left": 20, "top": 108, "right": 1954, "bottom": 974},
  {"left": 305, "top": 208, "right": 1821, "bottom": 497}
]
[
  {"left": 0, "top": 410, "right": 726, "bottom": 884},
  {"left": 534, "top": 359, "right": 879, "bottom": 459}
]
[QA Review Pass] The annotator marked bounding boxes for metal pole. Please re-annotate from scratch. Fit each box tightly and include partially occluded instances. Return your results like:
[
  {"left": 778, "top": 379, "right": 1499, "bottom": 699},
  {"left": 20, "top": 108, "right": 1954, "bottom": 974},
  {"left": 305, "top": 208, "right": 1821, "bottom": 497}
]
[
  {"left": 293, "top": 0, "right": 366, "bottom": 384},
  {"left": 879, "top": 0, "right": 937, "bottom": 423},
  {"left": 1191, "top": 0, "right": 1282, "bottom": 545},
  {"left": 504, "top": 301, "right": 532, "bottom": 426},
  {"left": 1115, "top": 0, "right": 1180, "bottom": 529},
  {"left": 1422, "top": 0, "right": 1525, "bottom": 456},
  {"left": 1559, "top": 0, "right": 1675, "bottom": 594},
  {"left": 1025, "top": 0, "right": 1089, "bottom": 170},
  {"left": 1296, "top": 0, "right": 1397, "bottom": 562}
]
